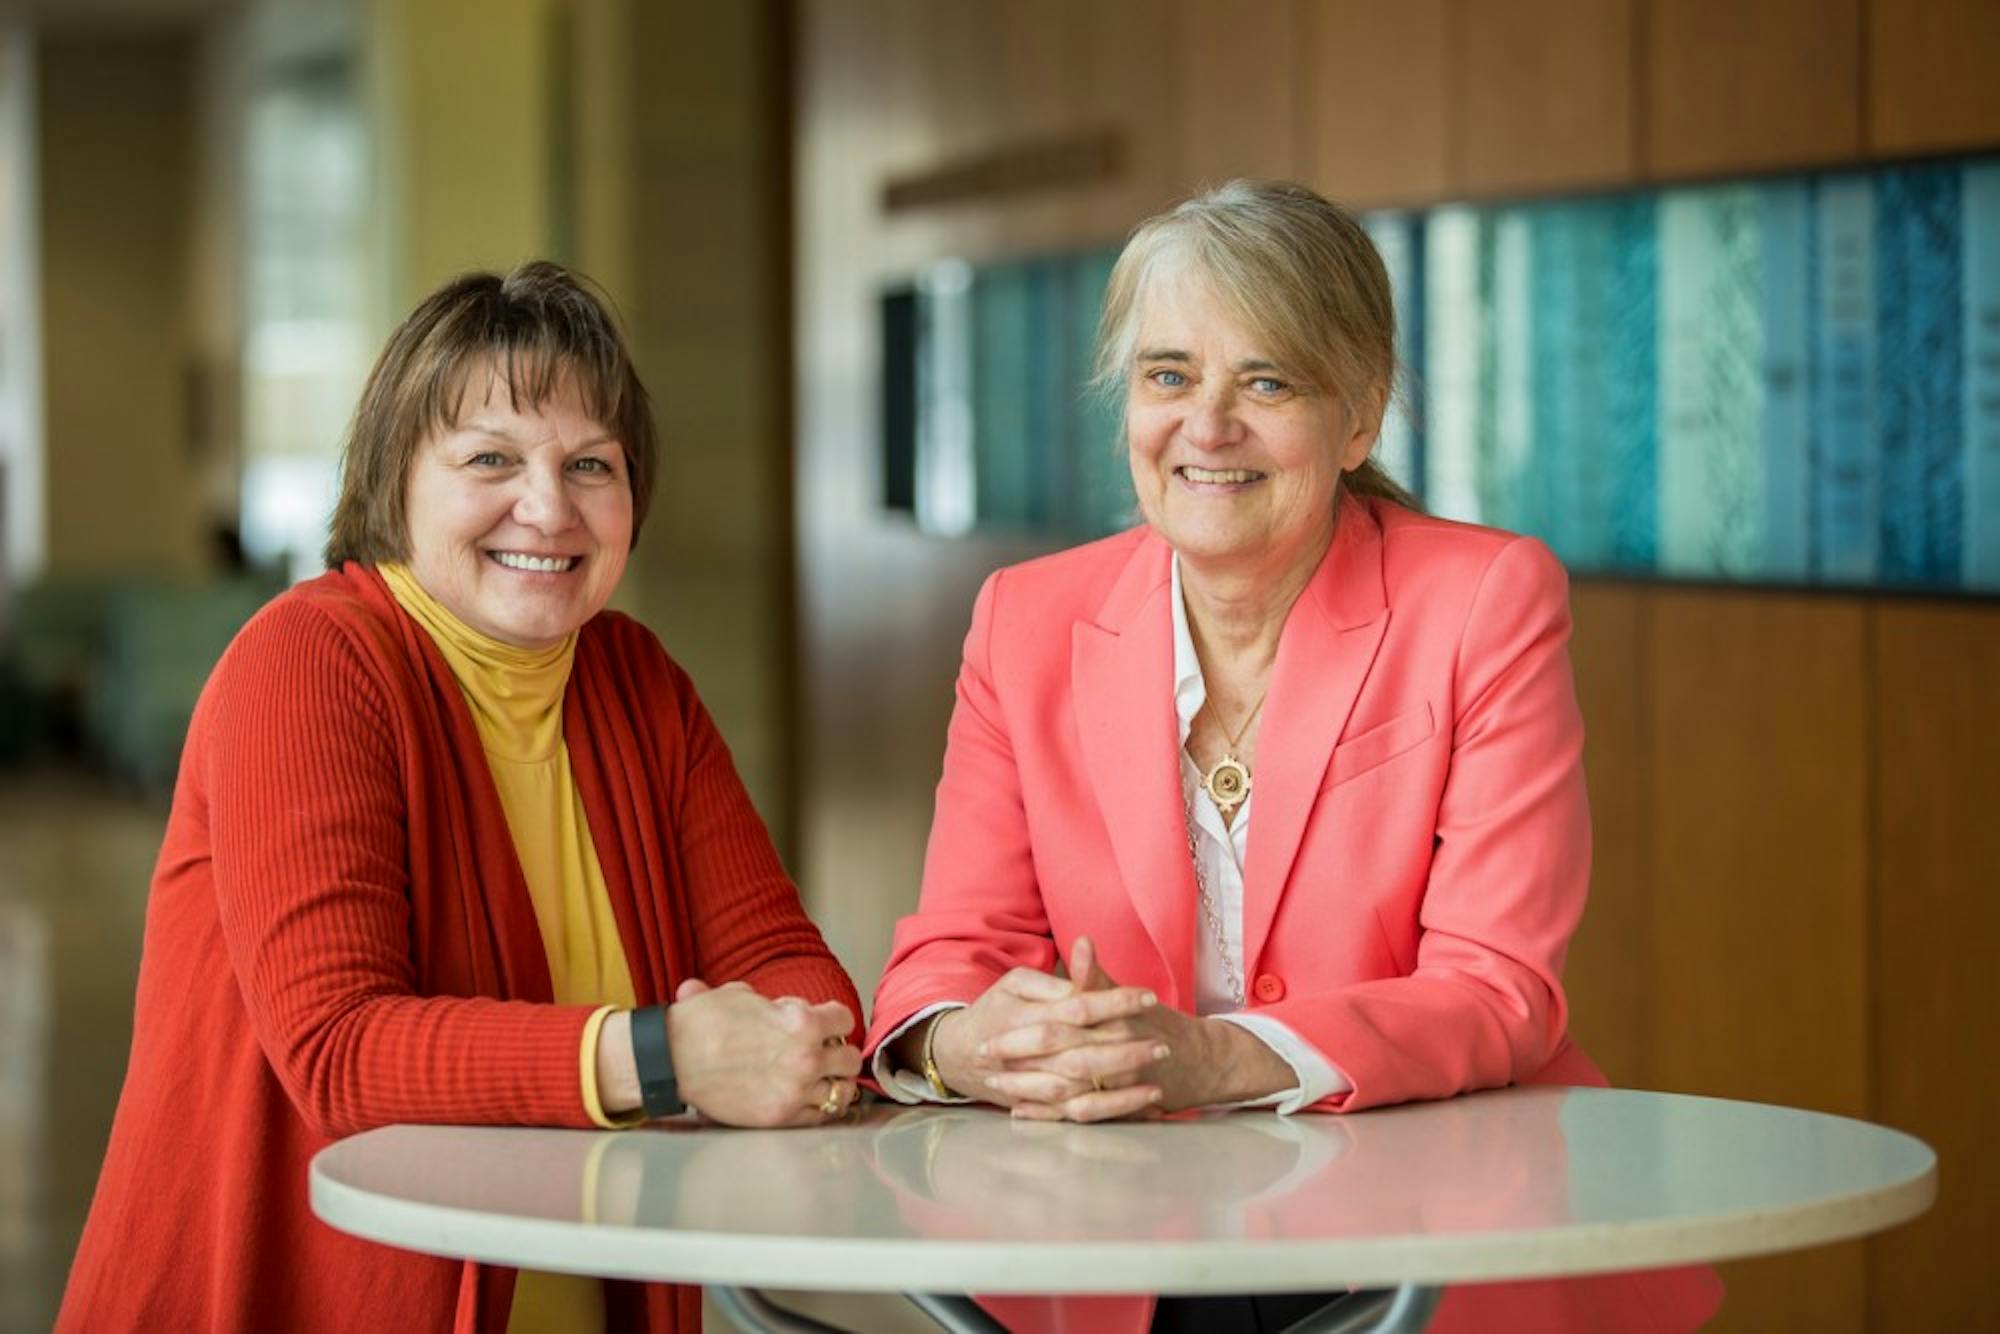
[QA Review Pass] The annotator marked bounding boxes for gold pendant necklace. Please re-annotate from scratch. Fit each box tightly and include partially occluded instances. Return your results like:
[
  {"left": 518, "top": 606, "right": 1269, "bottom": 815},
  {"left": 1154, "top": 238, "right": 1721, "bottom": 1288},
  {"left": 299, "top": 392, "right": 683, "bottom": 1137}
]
[{"left": 1199, "top": 690, "right": 1267, "bottom": 816}]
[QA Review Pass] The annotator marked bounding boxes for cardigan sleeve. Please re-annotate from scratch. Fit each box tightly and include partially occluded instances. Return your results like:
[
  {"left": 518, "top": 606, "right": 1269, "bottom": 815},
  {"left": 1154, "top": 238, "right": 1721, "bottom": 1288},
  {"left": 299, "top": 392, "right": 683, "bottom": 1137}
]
[
  {"left": 662, "top": 655, "right": 863, "bottom": 1037},
  {"left": 202, "top": 599, "right": 600, "bottom": 1138},
  {"left": 1253, "top": 536, "right": 1591, "bottom": 1111}
]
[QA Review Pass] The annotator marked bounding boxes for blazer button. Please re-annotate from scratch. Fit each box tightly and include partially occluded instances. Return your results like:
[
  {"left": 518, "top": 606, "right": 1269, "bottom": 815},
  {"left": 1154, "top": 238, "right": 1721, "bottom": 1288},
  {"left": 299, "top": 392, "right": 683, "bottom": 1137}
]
[{"left": 1252, "top": 973, "right": 1285, "bottom": 1003}]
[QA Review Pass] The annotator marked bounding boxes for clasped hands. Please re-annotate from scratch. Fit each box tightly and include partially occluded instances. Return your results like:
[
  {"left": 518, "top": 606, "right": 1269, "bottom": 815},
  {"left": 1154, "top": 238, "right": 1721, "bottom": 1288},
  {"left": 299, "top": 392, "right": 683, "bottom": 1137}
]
[
  {"left": 600, "top": 978, "right": 861, "bottom": 1128},
  {"left": 926, "top": 938, "right": 1270, "bottom": 1122}
]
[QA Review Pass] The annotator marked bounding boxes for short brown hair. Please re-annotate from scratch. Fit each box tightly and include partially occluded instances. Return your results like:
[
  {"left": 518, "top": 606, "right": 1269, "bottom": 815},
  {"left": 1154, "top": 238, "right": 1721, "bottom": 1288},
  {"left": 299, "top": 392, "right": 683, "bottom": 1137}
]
[
  {"left": 1093, "top": 179, "right": 1418, "bottom": 509},
  {"left": 324, "top": 260, "right": 656, "bottom": 567}
]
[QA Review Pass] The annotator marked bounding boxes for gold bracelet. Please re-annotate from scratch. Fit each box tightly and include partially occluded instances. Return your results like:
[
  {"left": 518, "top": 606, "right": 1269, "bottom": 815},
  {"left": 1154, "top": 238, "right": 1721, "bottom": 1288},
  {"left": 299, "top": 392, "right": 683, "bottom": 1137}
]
[{"left": 919, "top": 1010, "right": 955, "bottom": 1100}]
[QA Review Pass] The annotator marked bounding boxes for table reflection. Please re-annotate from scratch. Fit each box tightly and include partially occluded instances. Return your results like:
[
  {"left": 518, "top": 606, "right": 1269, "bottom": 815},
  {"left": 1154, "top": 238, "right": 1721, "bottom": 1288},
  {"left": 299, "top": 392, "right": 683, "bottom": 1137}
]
[
  {"left": 552, "top": 1087, "right": 1581, "bottom": 1246},
  {"left": 344, "top": 1084, "right": 1951, "bottom": 1254},
  {"left": 866, "top": 1109, "right": 1341, "bottom": 1241}
]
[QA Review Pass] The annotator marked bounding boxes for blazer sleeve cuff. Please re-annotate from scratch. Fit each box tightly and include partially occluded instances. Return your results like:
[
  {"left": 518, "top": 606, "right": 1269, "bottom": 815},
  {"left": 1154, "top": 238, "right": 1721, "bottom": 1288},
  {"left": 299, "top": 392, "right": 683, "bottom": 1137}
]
[
  {"left": 1214, "top": 1012, "right": 1353, "bottom": 1114},
  {"left": 870, "top": 1002, "right": 974, "bottom": 1105}
]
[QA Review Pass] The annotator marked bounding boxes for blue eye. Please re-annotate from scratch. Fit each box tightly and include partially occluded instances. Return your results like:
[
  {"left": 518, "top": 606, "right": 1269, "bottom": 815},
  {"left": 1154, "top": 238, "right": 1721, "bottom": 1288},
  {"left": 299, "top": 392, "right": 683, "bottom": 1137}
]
[
  {"left": 1149, "top": 368, "right": 1188, "bottom": 388},
  {"left": 569, "top": 455, "right": 619, "bottom": 478},
  {"left": 1250, "top": 376, "right": 1288, "bottom": 395},
  {"left": 469, "top": 451, "right": 508, "bottom": 467}
]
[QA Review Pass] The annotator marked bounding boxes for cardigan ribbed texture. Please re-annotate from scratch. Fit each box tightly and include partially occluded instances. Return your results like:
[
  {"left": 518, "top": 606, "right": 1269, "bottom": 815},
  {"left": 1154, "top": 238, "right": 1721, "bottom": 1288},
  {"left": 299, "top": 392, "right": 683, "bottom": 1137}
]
[{"left": 58, "top": 563, "right": 859, "bottom": 1334}]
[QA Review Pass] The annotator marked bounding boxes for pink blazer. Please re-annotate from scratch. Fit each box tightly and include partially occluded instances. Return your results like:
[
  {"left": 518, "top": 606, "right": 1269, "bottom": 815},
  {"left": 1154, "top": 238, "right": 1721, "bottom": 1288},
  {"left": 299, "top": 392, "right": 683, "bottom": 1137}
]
[{"left": 865, "top": 494, "right": 1724, "bottom": 1332}]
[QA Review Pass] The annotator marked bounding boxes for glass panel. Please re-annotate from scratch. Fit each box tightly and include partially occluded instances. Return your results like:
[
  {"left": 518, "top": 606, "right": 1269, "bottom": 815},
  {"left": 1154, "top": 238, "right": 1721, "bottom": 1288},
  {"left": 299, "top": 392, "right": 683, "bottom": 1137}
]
[{"left": 240, "top": 44, "right": 367, "bottom": 582}]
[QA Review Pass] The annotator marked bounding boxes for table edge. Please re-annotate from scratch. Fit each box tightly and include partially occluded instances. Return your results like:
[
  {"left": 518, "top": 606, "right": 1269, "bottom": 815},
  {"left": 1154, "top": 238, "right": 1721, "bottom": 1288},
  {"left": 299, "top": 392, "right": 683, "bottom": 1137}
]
[{"left": 308, "top": 1148, "right": 1938, "bottom": 1293}]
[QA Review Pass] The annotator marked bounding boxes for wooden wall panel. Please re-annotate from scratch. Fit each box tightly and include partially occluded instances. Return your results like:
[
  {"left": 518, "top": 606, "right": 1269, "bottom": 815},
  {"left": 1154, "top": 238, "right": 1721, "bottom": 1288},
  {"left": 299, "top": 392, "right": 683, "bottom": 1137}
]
[
  {"left": 1174, "top": 0, "right": 1302, "bottom": 192},
  {"left": 1647, "top": 0, "right": 1862, "bottom": 177},
  {"left": 1646, "top": 591, "right": 1870, "bottom": 1333},
  {"left": 1455, "top": 0, "right": 1637, "bottom": 196},
  {"left": 900, "top": 0, "right": 1078, "bottom": 167},
  {"left": 1646, "top": 592, "right": 1871, "bottom": 1112},
  {"left": 618, "top": 0, "right": 796, "bottom": 839},
  {"left": 1298, "top": 0, "right": 1449, "bottom": 207},
  {"left": 1562, "top": 584, "right": 1650, "bottom": 1087},
  {"left": 1867, "top": 0, "right": 2000, "bottom": 154},
  {"left": 1068, "top": 0, "right": 1189, "bottom": 241},
  {"left": 795, "top": 0, "right": 956, "bottom": 990},
  {"left": 1866, "top": 604, "right": 2000, "bottom": 1330},
  {"left": 897, "top": 0, "right": 1077, "bottom": 258},
  {"left": 795, "top": 0, "right": 1079, "bottom": 996}
]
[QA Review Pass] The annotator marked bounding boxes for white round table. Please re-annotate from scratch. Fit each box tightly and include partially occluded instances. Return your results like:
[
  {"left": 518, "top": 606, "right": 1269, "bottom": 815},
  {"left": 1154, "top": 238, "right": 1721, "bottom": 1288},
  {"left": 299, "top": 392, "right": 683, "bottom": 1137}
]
[{"left": 310, "top": 1086, "right": 1935, "bottom": 1333}]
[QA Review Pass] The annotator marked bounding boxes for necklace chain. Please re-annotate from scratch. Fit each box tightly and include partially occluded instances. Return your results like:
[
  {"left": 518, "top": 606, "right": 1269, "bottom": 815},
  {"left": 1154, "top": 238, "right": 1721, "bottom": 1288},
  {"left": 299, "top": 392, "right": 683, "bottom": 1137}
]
[
  {"left": 1183, "top": 793, "right": 1245, "bottom": 1006},
  {"left": 1202, "top": 690, "right": 1267, "bottom": 754},
  {"left": 1187, "top": 680, "right": 1264, "bottom": 1003}
]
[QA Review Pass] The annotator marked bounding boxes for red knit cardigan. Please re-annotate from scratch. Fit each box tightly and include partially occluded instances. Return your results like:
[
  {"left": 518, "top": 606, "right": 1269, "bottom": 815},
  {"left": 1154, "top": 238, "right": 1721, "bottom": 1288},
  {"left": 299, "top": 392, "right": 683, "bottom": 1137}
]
[{"left": 58, "top": 564, "right": 861, "bottom": 1334}]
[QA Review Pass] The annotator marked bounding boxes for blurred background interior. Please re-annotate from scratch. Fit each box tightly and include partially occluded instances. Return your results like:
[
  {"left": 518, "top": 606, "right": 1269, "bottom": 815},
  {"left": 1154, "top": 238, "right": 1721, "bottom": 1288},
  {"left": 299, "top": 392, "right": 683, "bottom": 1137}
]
[{"left": 0, "top": 1, "right": 1994, "bottom": 1330}]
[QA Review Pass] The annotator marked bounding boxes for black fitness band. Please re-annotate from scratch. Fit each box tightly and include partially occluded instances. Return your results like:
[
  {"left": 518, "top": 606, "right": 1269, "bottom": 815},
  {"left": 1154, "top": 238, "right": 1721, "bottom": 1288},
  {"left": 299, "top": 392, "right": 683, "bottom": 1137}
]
[{"left": 629, "top": 1003, "right": 684, "bottom": 1118}]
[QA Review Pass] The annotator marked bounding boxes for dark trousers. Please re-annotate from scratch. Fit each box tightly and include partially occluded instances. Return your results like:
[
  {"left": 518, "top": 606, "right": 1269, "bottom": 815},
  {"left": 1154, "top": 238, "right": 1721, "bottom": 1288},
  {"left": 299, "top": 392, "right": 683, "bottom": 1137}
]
[{"left": 1149, "top": 1290, "right": 1359, "bottom": 1333}]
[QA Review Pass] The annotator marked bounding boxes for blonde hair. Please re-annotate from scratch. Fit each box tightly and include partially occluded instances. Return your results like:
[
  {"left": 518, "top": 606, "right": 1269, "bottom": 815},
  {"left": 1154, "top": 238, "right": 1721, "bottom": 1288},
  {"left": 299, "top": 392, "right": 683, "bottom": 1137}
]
[{"left": 1091, "top": 179, "right": 1417, "bottom": 508}]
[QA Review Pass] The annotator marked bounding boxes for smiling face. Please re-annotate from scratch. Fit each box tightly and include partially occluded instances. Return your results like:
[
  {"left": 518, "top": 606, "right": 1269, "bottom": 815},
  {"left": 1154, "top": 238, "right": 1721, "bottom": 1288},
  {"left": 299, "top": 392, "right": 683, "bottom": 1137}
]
[
  {"left": 1124, "top": 270, "right": 1375, "bottom": 581},
  {"left": 401, "top": 364, "right": 633, "bottom": 648}
]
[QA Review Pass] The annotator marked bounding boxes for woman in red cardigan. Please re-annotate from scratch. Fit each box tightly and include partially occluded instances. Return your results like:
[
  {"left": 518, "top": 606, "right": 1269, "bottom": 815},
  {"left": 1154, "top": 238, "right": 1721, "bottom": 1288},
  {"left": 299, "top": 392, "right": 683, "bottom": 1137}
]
[{"left": 58, "top": 262, "right": 862, "bottom": 1334}]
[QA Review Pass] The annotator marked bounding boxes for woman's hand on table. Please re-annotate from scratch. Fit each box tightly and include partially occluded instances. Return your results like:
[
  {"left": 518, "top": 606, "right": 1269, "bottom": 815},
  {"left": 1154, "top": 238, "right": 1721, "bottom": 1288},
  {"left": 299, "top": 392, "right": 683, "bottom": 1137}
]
[
  {"left": 988, "top": 938, "right": 1296, "bottom": 1122},
  {"left": 667, "top": 978, "right": 861, "bottom": 1127},
  {"left": 926, "top": 953, "right": 1164, "bottom": 1112}
]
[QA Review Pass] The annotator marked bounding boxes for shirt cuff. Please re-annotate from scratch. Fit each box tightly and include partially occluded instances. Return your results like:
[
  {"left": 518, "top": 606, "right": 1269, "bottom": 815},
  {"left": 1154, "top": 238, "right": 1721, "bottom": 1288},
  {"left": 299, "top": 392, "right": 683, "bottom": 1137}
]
[
  {"left": 580, "top": 1004, "right": 647, "bottom": 1129},
  {"left": 871, "top": 1002, "right": 975, "bottom": 1105},
  {"left": 1213, "top": 1012, "right": 1352, "bottom": 1114}
]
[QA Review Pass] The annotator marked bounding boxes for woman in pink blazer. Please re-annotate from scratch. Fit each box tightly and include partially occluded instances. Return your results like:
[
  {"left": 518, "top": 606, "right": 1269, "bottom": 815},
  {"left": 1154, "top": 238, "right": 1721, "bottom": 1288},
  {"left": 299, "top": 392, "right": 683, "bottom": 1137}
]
[{"left": 862, "top": 180, "right": 1722, "bottom": 1332}]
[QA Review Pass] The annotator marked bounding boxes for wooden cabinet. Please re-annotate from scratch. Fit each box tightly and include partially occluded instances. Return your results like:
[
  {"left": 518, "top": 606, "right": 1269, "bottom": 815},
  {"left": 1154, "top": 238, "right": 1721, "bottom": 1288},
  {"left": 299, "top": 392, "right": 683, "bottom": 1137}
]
[
  {"left": 1455, "top": 0, "right": 1638, "bottom": 196},
  {"left": 1867, "top": 0, "right": 2000, "bottom": 154},
  {"left": 1298, "top": 0, "right": 1450, "bottom": 207},
  {"left": 1646, "top": 0, "right": 1862, "bottom": 177}
]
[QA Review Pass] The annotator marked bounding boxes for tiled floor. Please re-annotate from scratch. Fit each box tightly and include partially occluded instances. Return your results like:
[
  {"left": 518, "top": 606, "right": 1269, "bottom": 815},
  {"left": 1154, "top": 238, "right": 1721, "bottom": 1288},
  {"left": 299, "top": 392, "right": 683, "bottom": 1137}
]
[{"left": 0, "top": 767, "right": 160, "bottom": 1334}]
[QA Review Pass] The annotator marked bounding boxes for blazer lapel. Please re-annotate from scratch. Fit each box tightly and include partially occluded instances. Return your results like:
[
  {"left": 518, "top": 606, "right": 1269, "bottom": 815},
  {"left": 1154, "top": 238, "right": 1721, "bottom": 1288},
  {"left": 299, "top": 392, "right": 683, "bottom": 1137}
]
[
  {"left": 1241, "top": 494, "right": 1390, "bottom": 979},
  {"left": 1072, "top": 533, "right": 1198, "bottom": 1008}
]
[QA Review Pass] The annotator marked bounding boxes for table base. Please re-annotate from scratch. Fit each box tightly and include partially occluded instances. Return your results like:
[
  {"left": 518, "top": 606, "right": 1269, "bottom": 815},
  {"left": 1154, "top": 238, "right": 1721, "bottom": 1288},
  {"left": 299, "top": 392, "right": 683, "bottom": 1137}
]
[{"left": 712, "top": 1285, "right": 1442, "bottom": 1334}]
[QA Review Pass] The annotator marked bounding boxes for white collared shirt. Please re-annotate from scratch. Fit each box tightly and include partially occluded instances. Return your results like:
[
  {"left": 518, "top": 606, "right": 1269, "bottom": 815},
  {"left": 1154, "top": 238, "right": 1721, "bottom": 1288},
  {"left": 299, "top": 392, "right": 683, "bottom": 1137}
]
[
  {"left": 875, "top": 559, "right": 1351, "bottom": 1112},
  {"left": 1172, "top": 556, "right": 1349, "bottom": 1112}
]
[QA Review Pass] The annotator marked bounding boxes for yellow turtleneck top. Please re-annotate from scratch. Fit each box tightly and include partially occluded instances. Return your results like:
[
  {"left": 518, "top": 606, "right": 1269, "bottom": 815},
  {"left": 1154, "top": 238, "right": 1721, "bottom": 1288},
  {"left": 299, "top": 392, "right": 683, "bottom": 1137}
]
[{"left": 381, "top": 564, "right": 640, "bottom": 1334}]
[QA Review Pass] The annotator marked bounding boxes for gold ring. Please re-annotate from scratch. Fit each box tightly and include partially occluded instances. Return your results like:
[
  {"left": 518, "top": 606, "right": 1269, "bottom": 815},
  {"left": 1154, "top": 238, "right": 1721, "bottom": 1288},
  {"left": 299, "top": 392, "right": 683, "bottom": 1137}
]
[
  {"left": 819, "top": 1080, "right": 845, "bottom": 1117},
  {"left": 1090, "top": 1074, "right": 1105, "bottom": 1093}
]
